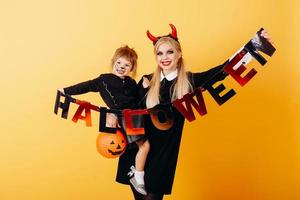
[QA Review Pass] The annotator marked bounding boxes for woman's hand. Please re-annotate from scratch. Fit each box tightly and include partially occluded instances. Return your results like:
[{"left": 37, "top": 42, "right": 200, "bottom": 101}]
[
  {"left": 106, "top": 113, "right": 120, "bottom": 128},
  {"left": 260, "top": 29, "right": 274, "bottom": 44},
  {"left": 142, "top": 77, "right": 150, "bottom": 88}
]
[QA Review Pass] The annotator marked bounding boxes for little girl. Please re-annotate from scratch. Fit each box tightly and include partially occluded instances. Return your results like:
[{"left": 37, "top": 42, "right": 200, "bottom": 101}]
[{"left": 59, "top": 45, "right": 149, "bottom": 195}]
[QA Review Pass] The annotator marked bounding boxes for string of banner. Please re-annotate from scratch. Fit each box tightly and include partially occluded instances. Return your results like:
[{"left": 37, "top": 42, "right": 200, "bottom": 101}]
[{"left": 54, "top": 28, "right": 276, "bottom": 158}]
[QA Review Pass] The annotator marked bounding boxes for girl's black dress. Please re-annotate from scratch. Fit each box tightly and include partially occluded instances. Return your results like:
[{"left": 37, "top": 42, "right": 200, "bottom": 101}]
[
  {"left": 63, "top": 73, "right": 142, "bottom": 143},
  {"left": 64, "top": 73, "right": 137, "bottom": 110}
]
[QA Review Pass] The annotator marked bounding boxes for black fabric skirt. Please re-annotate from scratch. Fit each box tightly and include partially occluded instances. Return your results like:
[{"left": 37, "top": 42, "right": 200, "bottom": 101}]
[{"left": 119, "top": 113, "right": 146, "bottom": 144}]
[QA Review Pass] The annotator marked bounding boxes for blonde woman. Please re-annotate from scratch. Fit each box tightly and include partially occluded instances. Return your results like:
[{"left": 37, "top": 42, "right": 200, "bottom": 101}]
[
  {"left": 115, "top": 24, "right": 224, "bottom": 200},
  {"left": 115, "top": 25, "right": 272, "bottom": 200}
]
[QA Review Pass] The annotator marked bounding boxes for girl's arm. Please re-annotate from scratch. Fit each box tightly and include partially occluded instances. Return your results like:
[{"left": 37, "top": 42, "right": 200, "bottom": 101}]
[{"left": 63, "top": 76, "right": 102, "bottom": 95}]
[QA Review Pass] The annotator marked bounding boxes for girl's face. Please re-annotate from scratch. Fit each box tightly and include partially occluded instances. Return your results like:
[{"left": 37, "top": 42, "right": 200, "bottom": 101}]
[
  {"left": 112, "top": 56, "right": 133, "bottom": 78},
  {"left": 156, "top": 42, "right": 181, "bottom": 75}
]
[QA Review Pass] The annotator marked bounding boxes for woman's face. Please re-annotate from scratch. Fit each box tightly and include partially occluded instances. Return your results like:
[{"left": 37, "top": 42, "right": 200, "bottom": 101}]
[
  {"left": 112, "top": 56, "right": 133, "bottom": 78},
  {"left": 156, "top": 42, "right": 181, "bottom": 74}
]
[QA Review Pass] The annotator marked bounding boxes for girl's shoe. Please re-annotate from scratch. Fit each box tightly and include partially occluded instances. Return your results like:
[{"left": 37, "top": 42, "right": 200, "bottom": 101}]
[
  {"left": 128, "top": 166, "right": 147, "bottom": 195},
  {"left": 129, "top": 176, "right": 147, "bottom": 195}
]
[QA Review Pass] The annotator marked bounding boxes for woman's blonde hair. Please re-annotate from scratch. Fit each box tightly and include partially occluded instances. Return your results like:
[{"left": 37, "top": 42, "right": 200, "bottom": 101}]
[
  {"left": 111, "top": 45, "right": 138, "bottom": 77},
  {"left": 146, "top": 37, "right": 192, "bottom": 108}
]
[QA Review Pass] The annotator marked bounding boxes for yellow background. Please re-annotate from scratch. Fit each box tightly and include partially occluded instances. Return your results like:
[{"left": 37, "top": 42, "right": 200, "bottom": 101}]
[{"left": 1, "top": 0, "right": 299, "bottom": 199}]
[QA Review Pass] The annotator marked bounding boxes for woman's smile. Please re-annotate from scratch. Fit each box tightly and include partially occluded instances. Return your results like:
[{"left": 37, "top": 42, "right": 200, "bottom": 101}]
[{"left": 161, "top": 60, "right": 172, "bottom": 66}]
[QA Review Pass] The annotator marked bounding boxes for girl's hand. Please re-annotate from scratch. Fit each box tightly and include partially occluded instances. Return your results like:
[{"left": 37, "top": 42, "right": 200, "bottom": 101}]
[{"left": 58, "top": 88, "right": 65, "bottom": 94}]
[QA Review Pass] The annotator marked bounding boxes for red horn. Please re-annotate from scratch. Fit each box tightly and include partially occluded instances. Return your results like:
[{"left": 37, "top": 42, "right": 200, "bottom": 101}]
[
  {"left": 146, "top": 30, "right": 158, "bottom": 43},
  {"left": 169, "top": 24, "right": 177, "bottom": 39}
]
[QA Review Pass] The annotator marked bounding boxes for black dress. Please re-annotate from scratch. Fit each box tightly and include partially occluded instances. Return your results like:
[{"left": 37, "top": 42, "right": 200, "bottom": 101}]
[
  {"left": 64, "top": 73, "right": 137, "bottom": 110},
  {"left": 63, "top": 73, "right": 143, "bottom": 143},
  {"left": 116, "top": 64, "right": 226, "bottom": 194}
]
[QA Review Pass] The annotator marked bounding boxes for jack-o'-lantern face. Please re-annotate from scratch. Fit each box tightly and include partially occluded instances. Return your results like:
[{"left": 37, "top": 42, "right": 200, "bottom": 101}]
[{"left": 96, "top": 130, "right": 127, "bottom": 158}]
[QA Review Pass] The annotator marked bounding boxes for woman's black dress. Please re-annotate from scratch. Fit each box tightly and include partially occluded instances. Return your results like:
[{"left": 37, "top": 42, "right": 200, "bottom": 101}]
[{"left": 116, "top": 64, "right": 226, "bottom": 194}]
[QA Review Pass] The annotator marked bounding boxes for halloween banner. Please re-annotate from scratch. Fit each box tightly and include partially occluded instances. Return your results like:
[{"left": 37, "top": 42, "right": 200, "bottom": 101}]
[{"left": 54, "top": 28, "right": 276, "bottom": 134}]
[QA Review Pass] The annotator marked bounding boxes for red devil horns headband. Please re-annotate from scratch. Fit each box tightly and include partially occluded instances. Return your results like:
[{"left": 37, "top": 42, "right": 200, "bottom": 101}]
[{"left": 146, "top": 24, "right": 178, "bottom": 45}]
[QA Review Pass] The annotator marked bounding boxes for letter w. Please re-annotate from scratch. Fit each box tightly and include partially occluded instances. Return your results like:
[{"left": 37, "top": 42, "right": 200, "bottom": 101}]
[{"left": 172, "top": 88, "right": 207, "bottom": 122}]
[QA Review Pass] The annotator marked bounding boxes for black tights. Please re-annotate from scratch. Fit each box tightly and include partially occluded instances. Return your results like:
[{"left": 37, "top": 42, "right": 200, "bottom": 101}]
[{"left": 130, "top": 185, "right": 164, "bottom": 200}]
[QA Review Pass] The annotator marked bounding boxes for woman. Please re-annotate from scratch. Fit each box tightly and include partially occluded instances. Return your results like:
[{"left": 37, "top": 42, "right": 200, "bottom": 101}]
[{"left": 115, "top": 24, "right": 272, "bottom": 200}]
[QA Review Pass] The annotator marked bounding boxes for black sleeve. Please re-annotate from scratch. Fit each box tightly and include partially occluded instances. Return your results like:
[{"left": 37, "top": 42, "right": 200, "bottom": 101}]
[
  {"left": 191, "top": 60, "right": 229, "bottom": 89},
  {"left": 63, "top": 76, "right": 102, "bottom": 95},
  {"left": 134, "top": 74, "right": 152, "bottom": 108},
  {"left": 136, "top": 75, "right": 149, "bottom": 100}
]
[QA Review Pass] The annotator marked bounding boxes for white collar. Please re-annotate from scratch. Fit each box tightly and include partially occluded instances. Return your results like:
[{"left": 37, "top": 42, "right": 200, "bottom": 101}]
[{"left": 160, "top": 69, "right": 178, "bottom": 81}]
